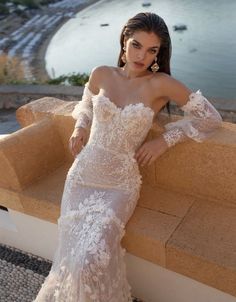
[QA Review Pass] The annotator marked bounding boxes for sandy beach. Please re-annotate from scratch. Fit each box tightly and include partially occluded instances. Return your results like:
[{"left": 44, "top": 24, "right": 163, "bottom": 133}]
[
  {"left": 33, "top": 0, "right": 100, "bottom": 82},
  {"left": 0, "top": 0, "right": 100, "bottom": 82}
]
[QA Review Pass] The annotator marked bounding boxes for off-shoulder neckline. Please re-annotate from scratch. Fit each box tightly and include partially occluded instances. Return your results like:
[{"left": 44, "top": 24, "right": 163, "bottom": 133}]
[
  {"left": 93, "top": 94, "right": 155, "bottom": 116},
  {"left": 85, "top": 83, "right": 155, "bottom": 116}
]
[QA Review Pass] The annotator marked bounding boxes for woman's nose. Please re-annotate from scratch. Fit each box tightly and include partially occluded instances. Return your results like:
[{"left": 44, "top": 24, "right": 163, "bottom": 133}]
[{"left": 137, "top": 51, "right": 145, "bottom": 61}]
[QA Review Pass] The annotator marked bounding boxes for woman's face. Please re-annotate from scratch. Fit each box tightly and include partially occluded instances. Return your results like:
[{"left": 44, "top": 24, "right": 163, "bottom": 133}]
[{"left": 124, "top": 30, "right": 161, "bottom": 72}]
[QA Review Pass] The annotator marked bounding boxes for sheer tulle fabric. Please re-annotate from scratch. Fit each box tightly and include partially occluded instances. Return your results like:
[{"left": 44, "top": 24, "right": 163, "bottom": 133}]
[
  {"left": 34, "top": 83, "right": 222, "bottom": 302},
  {"left": 162, "top": 90, "right": 223, "bottom": 147},
  {"left": 72, "top": 82, "right": 93, "bottom": 130}
]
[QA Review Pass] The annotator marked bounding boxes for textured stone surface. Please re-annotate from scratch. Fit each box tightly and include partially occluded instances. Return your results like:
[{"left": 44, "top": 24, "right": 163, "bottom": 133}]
[
  {"left": 0, "top": 243, "right": 51, "bottom": 302},
  {"left": 122, "top": 206, "right": 181, "bottom": 266},
  {"left": 152, "top": 124, "right": 236, "bottom": 205},
  {"left": 138, "top": 183, "right": 195, "bottom": 218},
  {"left": 166, "top": 198, "right": 236, "bottom": 296},
  {"left": 20, "top": 163, "right": 70, "bottom": 223},
  {"left": 0, "top": 118, "right": 65, "bottom": 191}
]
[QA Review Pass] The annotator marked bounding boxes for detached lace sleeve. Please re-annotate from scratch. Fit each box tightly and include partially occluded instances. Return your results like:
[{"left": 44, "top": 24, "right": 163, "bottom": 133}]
[
  {"left": 162, "top": 90, "right": 223, "bottom": 148},
  {"left": 72, "top": 82, "right": 95, "bottom": 129}
]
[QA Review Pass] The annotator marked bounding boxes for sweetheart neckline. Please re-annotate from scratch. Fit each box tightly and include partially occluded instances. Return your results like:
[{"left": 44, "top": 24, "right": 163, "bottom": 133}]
[{"left": 93, "top": 94, "right": 155, "bottom": 116}]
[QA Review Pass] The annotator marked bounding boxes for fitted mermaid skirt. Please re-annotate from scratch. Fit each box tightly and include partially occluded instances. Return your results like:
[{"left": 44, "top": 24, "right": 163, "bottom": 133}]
[{"left": 33, "top": 143, "right": 142, "bottom": 302}]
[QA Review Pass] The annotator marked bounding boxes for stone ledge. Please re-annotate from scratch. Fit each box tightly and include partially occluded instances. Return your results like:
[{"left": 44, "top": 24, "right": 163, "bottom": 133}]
[
  {"left": 166, "top": 197, "right": 236, "bottom": 297},
  {"left": 0, "top": 97, "right": 235, "bottom": 298},
  {"left": 0, "top": 84, "right": 235, "bottom": 123},
  {"left": 123, "top": 181, "right": 236, "bottom": 297},
  {"left": 0, "top": 85, "right": 84, "bottom": 109},
  {"left": 0, "top": 118, "right": 65, "bottom": 191}
]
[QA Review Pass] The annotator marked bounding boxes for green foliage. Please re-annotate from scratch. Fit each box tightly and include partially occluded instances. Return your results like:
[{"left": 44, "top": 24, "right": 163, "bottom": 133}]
[
  {"left": 39, "top": 0, "right": 50, "bottom": 5},
  {"left": 46, "top": 75, "right": 67, "bottom": 85},
  {"left": 7, "top": 79, "right": 31, "bottom": 84},
  {"left": 46, "top": 72, "right": 89, "bottom": 86},
  {"left": 0, "top": 3, "right": 9, "bottom": 14},
  {"left": 10, "top": 0, "right": 39, "bottom": 9},
  {"left": 5, "top": 72, "right": 90, "bottom": 86}
]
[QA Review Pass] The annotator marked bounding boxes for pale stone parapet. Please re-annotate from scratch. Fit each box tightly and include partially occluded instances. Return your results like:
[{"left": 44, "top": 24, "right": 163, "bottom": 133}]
[{"left": 0, "top": 118, "right": 65, "bottom": 191}]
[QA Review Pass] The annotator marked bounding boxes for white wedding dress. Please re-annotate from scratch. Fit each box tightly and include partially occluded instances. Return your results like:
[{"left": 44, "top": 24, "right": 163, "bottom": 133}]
[{"left": 33, "top": 82, "right": 222, "bottom": 302}]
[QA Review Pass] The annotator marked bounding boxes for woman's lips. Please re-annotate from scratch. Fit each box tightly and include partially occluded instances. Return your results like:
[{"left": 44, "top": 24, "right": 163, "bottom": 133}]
[{"left": 134, "top": 62, "right": 144, "bottom": 68}]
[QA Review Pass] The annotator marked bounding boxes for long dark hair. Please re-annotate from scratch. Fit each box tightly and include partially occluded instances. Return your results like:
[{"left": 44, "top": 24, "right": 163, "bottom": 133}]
[{"left": 118, "top": 12, "right": 172, "bottom": 115}]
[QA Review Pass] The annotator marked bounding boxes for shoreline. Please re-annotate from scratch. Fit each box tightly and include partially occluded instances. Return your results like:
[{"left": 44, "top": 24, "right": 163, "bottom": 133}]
[
  {"left": 32, "top": 16, "right": 71, "bottom": 82},
  {"left": 32, "top": 0, "right": 100, "bottom": 82},
  {"left": 0, "top": 0, "right": 100, "bottom": 83}
]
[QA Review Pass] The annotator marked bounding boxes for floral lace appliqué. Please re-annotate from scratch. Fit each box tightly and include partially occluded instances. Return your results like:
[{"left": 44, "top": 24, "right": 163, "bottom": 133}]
[{"left": 162, "top": 90, "right": 222, "bottom": 147}]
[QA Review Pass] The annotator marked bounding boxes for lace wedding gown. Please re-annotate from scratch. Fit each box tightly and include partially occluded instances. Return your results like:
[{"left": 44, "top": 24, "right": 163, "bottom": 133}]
[{"left": 34, "top": 82, "right": 222, "bottom": 302}]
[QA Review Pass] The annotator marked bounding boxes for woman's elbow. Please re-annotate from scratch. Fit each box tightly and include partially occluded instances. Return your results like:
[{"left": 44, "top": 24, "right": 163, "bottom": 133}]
[{"left": 210, "top": 114, "right": 223, "bottom": 130}]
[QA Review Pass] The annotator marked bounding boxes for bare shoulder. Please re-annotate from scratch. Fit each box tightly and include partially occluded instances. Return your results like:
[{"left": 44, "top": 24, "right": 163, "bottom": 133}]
[
  {"left": 88, "top": 65, "right": 112, "bottom": 94},
  {"left": 151, "top": 72, "right": 188, "bottom": 89},
  {"left": 151, "top": 72, "right": 193, "bottom": 107},
  {"left": 91, "top": 65, "right": 111, "bottom": 76}
]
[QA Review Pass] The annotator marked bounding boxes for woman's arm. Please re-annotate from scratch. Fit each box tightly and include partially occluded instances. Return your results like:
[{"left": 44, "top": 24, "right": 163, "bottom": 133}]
[
  {"left": 69, "top": 67, "right": 102, "bottom": 157},
  {"left": 159, "top": 75, "right": 223, "bottom": 148},
  {"left": 135, "top": 76, "right": 223, "bottom": 166},
  {"left": 72, "top": 67, "right": 100, "bottom": 130}
]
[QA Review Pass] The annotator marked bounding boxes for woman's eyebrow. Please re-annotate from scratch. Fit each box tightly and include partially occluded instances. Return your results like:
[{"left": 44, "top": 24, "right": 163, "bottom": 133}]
[{"left": 133, "top": 39, "right": 160, "bottom": 49}]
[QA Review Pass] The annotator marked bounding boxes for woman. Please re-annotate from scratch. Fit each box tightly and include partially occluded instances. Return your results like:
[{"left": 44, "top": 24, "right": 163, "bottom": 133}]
[{"left": 34, "top": 12, "right": 222, "bottom": 302}]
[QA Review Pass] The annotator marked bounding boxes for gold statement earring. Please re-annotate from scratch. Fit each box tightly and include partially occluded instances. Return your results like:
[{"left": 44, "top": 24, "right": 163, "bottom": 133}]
[
  {"left": 121, "top": 46, "right": 127, "bottom": 64},
  {"left": 151, "top": 57, "right": 159, "bottom": 73}
]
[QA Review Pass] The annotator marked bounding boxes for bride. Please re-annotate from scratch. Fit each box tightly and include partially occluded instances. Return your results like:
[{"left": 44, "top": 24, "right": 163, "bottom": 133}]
[{"left": 34, "top": 12, "right": 222, "bottom": 302}]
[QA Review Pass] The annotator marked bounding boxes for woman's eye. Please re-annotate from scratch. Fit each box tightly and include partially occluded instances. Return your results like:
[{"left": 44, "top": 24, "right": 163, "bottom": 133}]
[
  {"left": 150, "top": 49, "right": 157, "bottom": 54},
  {"left": 132, "top": 43, "right": 139, "bottom": 48}
]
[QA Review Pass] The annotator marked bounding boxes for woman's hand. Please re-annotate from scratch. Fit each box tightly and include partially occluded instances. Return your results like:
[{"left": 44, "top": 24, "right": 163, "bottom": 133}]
[
  {"left": 134, "top": 135, "right": 169, "bottom": 167},
  {"left": 69, "top": 127, "right": 87, "bottom": 158}
]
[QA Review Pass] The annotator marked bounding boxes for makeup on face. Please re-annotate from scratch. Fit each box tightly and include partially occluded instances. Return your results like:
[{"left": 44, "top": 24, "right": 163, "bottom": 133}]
[
  {"left": 131, "top": 39, "right": 160, "bottom": 56},
  {"left": 125, "top": 32, "right": 161, "bottom": 69},
  {"left": 133, "top": 61, "right": 145, "bottom": 68}
]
